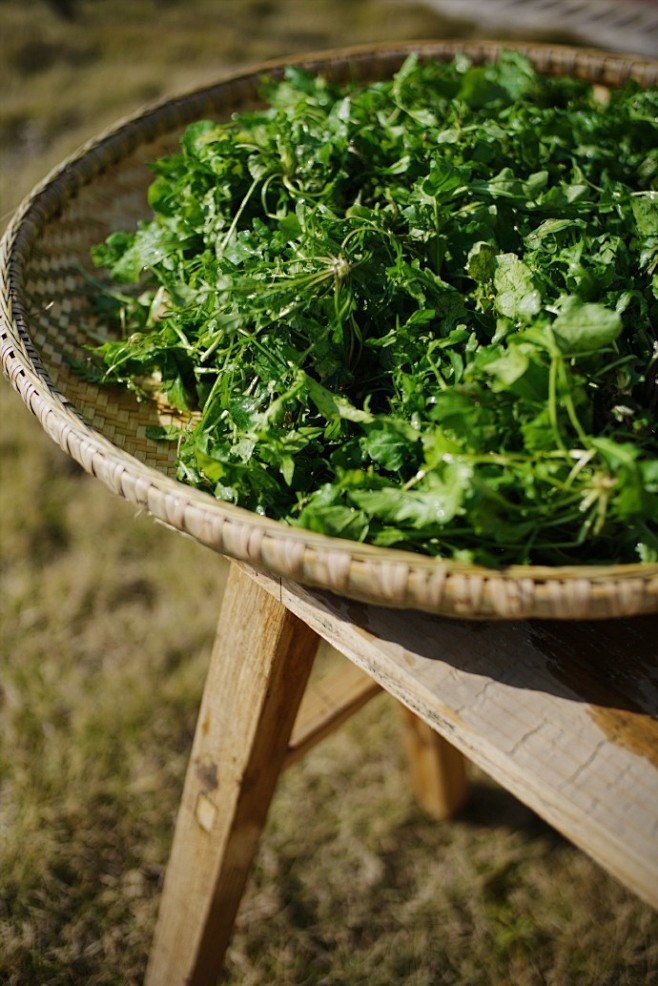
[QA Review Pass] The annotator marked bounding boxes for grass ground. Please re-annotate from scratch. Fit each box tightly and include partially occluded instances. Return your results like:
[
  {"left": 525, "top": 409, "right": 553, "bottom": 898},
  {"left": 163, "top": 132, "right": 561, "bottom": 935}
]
[{"left": 1, "top": 2, "right": 658, "bottom": 984}]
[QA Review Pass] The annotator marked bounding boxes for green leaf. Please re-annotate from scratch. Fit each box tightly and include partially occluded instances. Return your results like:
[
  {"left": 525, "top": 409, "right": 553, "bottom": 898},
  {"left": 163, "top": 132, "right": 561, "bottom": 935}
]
[
  {"left": 493, "top": 254, "right": 541, "bottom": 321},
  {"left": 278, "top": 212, "right": 302, "bottom": 241},
  {"left": 631, "top": 193, "right": 658, "bottom": 237},
  {"left": 90, "top": 231, "right": 138, "bottom": 280},
  {"left": 362, "top": 419, "right": 419, "bottom": 473},
  {"left": 482, "top": 346, "right": 528, "bottom": 388},
  {"left": 145, "top": 424, "right": 183, "bottom": 442},
  {"left": 350, "top": 462, "right": 471, "bottom": 528},
  {"left": 420, "top": 159, "right": 470, "bottom": 203},
  {"left": 305, "top": 374, "right": 373, "bottom": 424},
  {"left": 551, "top": 296, "right": 623, "bottom": 355},
  {"left": 466, "top": 241, "right": 497, "bottom": 285}
]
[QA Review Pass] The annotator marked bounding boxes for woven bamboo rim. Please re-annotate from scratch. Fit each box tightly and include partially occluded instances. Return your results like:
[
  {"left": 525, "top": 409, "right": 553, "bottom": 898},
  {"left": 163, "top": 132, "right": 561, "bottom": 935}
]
[{"left": 2, "top": 40, "right": 657, "bottom": 620}]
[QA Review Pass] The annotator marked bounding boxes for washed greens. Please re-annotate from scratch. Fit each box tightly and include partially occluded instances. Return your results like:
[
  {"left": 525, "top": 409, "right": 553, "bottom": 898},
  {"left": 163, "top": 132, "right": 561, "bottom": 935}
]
[{"left": 85, "top": 52, "right": 658, "bottom": 566}]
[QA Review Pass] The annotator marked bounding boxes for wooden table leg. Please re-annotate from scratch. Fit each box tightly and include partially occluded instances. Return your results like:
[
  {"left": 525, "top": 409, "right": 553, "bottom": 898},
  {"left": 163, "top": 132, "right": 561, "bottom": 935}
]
[
  {"left": 400, "top": 706, "right": 469, "bottom": 821},
  {"left": 145, "top": 562, "right": 320, "bottom": 986}
]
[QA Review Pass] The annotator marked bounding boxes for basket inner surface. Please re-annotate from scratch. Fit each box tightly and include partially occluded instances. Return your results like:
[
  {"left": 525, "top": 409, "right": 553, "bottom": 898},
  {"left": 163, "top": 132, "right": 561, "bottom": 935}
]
[{"left": 22, "top": 131, "right": 185, "bottom": 473}]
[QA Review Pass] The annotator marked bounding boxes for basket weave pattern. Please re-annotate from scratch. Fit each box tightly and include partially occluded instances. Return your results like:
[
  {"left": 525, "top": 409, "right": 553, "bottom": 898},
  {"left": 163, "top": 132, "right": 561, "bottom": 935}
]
[{"left": 2, "top": 40, "right": 658, "bottom": 619}]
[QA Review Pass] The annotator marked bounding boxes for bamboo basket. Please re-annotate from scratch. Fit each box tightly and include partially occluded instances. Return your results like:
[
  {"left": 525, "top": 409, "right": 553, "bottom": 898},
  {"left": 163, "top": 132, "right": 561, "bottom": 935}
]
[{"left": 2, "top": 40, "right": 657, "bottom": 620}]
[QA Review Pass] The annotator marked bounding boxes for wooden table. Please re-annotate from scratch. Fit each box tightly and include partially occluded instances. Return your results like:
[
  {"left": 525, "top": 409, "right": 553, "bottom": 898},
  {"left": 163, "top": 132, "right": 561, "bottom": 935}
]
[{"left": 145, "top": 561, "right": 658, "bottom": 986}]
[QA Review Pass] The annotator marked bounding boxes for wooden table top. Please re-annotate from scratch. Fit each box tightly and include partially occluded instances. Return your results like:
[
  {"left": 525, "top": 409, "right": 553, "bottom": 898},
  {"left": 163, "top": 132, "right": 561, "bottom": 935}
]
[{"left": 245, "top": 564, "right": 658, "bottom": 909}]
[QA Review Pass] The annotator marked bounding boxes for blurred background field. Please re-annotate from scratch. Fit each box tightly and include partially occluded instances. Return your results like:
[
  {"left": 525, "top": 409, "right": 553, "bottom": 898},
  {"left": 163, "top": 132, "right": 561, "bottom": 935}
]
[{"left": 1, "top": 2, "right": 658, "bottom": 984}]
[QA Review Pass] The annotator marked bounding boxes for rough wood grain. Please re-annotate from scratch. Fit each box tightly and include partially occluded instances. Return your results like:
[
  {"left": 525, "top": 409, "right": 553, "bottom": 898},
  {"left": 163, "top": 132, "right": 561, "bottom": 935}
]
[
  {"left": 400, "top": 706, "right": 469, "bottom": 820},
  {"left": 241, "top": 564, "right": 658, "bottom": 909},
  {"left": 145, "top": 563, "right": 320, "bottom": 986},
  {"left": 284, "top": 651, "right": 382, "bottom": 768}
]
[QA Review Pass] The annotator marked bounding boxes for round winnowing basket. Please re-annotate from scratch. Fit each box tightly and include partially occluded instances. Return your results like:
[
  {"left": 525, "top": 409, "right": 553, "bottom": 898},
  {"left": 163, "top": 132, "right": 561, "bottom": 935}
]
[{"left": 2, "top": 40, "right": 657, "bottom": 620}]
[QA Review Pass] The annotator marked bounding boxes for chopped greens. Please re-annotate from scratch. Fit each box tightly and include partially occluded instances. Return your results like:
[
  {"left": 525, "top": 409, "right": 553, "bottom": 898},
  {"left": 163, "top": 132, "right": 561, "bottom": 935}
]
[{"left": 85, "top": 52, "right": 658, "bottom": 566}]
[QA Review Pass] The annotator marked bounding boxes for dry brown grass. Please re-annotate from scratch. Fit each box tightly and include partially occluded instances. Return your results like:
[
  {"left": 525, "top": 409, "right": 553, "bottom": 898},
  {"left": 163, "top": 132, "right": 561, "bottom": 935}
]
[{"left": 2, "top": 3, "right": 657, "bottom": 984}]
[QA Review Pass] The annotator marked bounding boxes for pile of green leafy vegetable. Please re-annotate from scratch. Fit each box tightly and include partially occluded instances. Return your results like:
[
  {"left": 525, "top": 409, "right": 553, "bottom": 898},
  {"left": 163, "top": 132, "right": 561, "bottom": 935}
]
[{"left": 86, "top": 51, "right": 658, "bottom": 566}]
